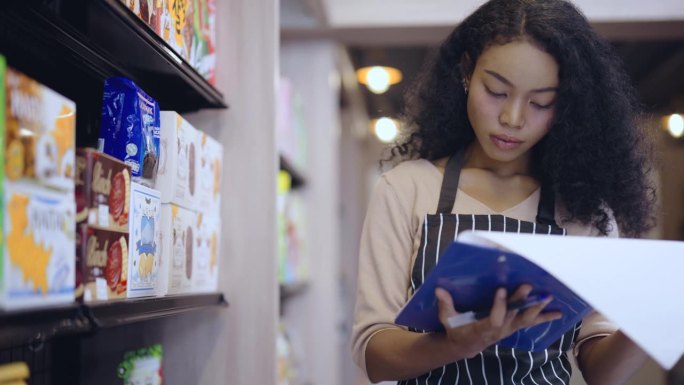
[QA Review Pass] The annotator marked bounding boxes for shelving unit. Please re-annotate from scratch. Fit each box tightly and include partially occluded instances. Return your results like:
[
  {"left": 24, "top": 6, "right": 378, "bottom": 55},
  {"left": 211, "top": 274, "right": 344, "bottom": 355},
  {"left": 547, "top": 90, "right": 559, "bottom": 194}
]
[{"left": 0, "top": 2, "right": 232, "bottom": 383}]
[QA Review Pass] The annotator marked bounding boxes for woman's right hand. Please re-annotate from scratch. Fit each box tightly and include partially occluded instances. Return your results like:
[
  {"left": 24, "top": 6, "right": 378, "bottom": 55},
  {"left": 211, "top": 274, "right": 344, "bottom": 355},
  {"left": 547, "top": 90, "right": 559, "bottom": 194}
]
[{"left": 435, "top": 284, "right": 561, "bottom": 359}]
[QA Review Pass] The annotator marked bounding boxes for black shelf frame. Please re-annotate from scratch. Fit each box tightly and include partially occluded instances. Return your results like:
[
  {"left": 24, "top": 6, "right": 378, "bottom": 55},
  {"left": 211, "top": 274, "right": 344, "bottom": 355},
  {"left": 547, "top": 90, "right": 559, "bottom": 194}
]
[
  {"left": 0, "top": 1, "right": 226, "bottom": 115},
  {"left": 0, "top": 293, "right": 227, "bottom": 348},
  {"left": 279, "top": 154, "right": 307, "bottom": 189}
]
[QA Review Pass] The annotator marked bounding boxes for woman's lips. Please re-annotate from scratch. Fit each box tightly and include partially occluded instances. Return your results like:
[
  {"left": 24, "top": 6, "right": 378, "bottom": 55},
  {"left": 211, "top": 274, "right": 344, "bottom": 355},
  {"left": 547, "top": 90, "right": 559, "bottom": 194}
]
[{"left": 490, "top": 134, "right": 523, "bottom": 150}]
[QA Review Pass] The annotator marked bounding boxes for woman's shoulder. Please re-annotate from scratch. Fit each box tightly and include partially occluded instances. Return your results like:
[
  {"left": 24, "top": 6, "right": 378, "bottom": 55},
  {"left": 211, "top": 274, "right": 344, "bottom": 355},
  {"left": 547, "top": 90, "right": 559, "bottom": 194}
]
[
  {"left": 382, "top": 158, "right": 443, "bottom": 183},
  {"left": 375, "top": 158, "right": 443, "bottom": 212}
]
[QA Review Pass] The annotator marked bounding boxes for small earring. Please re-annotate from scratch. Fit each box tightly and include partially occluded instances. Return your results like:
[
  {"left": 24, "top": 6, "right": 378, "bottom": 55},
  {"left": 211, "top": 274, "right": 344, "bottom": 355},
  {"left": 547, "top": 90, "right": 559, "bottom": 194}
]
[{"left": 462, "top": 79, "right": 469, "bottom": 94}]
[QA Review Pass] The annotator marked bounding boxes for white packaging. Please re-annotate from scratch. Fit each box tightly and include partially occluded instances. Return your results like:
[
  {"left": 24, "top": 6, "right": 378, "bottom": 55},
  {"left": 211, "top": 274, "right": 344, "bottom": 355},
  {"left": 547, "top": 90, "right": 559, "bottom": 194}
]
[
  {"left": 157, "top": 111, "right": 198, "bottom": 209},
  {"left": 127, "top": 183, "right": 162, "bottom": 298},
  {"left": 196, "top": 131, "right": 223, "bottom": 213},
  {"left": 1, "top": 181, "right": 75, "bottom": 309},
  {"left": 158, "top": 203, "right": 196, "bottom": 295},
  {"left": 192, "top": 213, "right": 221, "bottom": 293}
]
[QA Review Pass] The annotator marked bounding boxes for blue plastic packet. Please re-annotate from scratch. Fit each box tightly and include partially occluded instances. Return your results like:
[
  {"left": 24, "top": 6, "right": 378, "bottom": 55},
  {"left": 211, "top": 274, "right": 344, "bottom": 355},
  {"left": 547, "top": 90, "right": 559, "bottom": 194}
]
[{"left": 99, "top": 77, "right": 160, "bottom": 187}]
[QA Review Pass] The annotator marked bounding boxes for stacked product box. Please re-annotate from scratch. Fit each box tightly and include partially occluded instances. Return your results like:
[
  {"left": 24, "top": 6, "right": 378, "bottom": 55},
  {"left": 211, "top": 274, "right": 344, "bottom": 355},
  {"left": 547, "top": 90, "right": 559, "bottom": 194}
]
[
  {"left": 127, "top": 182, "right": 161, "bottom": 298},
  {"left": 193, "top": 131, "right": 222, "bottom": 293},
  {"left": 0, "top": 58, "right": 77, "bottom": 309},
  {"left": 75, "top": 148, "right": 131, "bottom": 301},
  {"left": 157, "top": 111, "right": 222, "bottom": 294},
  {"left": 157, "top": 111, "right": 197, "bottom": 295}
]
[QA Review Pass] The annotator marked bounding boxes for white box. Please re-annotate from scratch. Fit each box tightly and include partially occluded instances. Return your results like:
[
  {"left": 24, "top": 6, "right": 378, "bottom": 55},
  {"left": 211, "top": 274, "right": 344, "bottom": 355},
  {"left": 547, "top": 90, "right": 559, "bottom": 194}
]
[
  {"left": 158, "top": 203, "right": 196, "bottom": 295},
  {"left": 196, "top": 131, "right": 223, "bottom": 213},
  {"left": 127, "top": 183, "right": 162, "bottom": 298},
  {"left": 157, "top": 111, "right": 198, "bottom": 209},
  {"left": 1, "top": 181, "right": 75, "bottom": 309},
  {"left": 192, "top": 213, "right": 221, "bottom": 293}
]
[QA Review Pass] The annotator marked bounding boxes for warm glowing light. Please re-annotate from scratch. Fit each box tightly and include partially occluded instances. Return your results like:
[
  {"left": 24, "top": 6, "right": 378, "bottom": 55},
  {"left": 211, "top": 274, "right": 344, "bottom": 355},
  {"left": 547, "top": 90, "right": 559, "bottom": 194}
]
[
  {"left": 356, "top": 66, "right": 403, "bottom": 95},
  {"left": 373, "top": 118, "right": 398, "bottom": 142},
  {"left": 667, "top": 114, "right": 684, "bottom": 138}
]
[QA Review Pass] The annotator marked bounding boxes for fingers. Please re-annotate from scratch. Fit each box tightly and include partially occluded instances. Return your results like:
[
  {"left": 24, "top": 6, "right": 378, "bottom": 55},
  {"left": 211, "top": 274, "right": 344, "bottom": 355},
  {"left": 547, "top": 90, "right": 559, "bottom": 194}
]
[
  {"left": 488, "top": 288, "right": 508, "bottom": 328},
  {"left": 436, "top": 287, "right": 458, "bottom": 327}
]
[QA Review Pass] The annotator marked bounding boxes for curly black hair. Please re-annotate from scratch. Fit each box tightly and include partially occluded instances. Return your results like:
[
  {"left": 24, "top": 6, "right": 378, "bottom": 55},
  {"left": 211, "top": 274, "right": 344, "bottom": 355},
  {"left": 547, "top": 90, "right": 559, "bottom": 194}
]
[{"left": 391, "top": 0, "right": 656, "bottom": 237}]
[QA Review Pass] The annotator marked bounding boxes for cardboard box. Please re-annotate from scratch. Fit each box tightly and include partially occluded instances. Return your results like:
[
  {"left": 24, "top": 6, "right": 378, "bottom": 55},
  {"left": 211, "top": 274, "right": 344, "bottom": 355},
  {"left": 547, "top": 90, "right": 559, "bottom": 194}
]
[
  {"left": 196, "top": 131, "right": 222, "bottom": 213},
  {"left": 1, "top": 181, "right": 75, "bottom": 309},
  {"left": 192, "top": 213, "right": 220, "bottom": 293},
  {"left": 81, "top": 225, "right": 129, "bottom": 302},
  {"left": 158, "top": 203, "right": 196, "bottom": 295},
  {"left": 75, "top": 148, "right": 131, "bottom": 233},
  {"left": 157, "top": 112, "right": 197, "bottom": 209},
  {"left": 127, "top": 182, "right": 161, "bottom": 298},
  {"left": 4, "top": 64, "right": 76, "bottom": 191}
]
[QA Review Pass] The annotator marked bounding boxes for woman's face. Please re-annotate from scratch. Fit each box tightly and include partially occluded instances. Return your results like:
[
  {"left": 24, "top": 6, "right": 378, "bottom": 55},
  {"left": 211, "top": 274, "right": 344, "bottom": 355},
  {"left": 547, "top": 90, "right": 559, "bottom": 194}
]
[{"left": 466, "top": 39, "right": 559, "bottom": 165}]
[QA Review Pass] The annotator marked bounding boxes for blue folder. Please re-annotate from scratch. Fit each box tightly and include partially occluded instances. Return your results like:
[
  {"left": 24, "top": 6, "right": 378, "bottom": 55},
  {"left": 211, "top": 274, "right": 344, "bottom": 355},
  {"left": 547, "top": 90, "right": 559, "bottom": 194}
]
[{"left": 395, "top": 241, "right": 592, "bottom": 351}]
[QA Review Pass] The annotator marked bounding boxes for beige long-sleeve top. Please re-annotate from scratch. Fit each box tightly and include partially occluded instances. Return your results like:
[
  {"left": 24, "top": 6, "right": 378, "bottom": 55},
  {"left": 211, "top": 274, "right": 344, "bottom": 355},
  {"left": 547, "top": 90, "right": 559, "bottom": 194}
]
[{"left": 351, "top": 159, "right": 618, "bottom": 377}]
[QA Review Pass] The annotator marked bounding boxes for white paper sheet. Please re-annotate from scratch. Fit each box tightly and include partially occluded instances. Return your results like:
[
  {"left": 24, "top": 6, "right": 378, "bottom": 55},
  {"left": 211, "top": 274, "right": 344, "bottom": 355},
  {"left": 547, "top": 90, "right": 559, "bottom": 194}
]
[{"left": 457, "top": 230, "right": 684, "bottom": 370}]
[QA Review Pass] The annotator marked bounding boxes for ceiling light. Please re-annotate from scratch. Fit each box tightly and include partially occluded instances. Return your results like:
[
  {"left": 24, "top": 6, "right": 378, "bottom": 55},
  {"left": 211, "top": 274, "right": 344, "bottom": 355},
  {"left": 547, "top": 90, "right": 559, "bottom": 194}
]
[
  {"left": 667, "top": 113, "right": 683, "bottom": 139},
  {"left": 356, "top": 66, "right": 403, "bottom": 95},
  {"left": 373, "top": 117, "right": 399, "bottom": 143}
]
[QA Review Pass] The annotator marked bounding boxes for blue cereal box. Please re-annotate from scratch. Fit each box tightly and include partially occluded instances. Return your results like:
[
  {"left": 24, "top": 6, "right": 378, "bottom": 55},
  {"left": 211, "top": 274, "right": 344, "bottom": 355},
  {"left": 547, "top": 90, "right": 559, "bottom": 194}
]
[{"left": 99, "top": 77, "right": 160, "bottom": 187}]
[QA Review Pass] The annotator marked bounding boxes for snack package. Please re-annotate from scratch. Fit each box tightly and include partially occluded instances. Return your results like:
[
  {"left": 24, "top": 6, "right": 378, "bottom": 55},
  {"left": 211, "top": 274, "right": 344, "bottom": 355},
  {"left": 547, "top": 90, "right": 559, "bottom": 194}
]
[
  {"left": 156, "top": 0, "right": 216, "bottom": 84},
  {"left": 157, "top": 112, "right": 197, "bottom": 209},
  {"left": 4, "top": 64, "right": 76, "bottom": 191},
  {"left": 192, "top": 212, "right": 220, "bottom": 293},
  {"left": 1, "top": 181, "right": 75, "bottom": 309},
  {"left": 81, "top": 225, "right": 129, "bottom": 302},
  {"left": 75, "top": 148, "right": 131, "bottom": 233},
  {"left": 117, "top": 344, "right": 164, "bottom": 385},
  {"left": 158, "top": 203, "right": 195, "bottom": 295},
  {"left": 127, "top": 182, "right": 161, "bottom": 298},
  {"left": 196, "top": 130, "right": 222, "bottom": 213},
  {"left": 99, "top": 77, "right": 160, "bottom": 187}
]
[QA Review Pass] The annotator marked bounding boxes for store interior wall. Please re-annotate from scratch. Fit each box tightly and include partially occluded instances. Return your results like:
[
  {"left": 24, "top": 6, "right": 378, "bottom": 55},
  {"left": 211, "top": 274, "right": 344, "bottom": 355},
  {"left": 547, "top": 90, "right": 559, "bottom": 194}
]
[{"left": 184, "top": 0, "right": 280, "bottom": 383}]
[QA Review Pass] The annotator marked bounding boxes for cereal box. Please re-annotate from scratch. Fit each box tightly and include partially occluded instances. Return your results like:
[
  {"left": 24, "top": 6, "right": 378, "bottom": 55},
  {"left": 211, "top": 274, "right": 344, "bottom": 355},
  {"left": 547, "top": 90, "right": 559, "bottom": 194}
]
[
  {"left": 127, "top": 182, "right": 161, "bottom": 298},
  {"left": 99, "top": 77, "right": 160, "bottom": 188},
  {"left": 157, "top": 112, "right": 197, "bottom": 209},
  {"left": 4, "top": 66, "right": 76, "bottom": 191},
  {"left": 196, "top": 130, "right": 222, "bottom": 213},
  {"left": 158, "top": 203, "right": 195, "bottom": 295},
  {"left": 75, "top": 148, "right": 131, "bottom": 233},
  {"left": 81, "top": 225, "right": 129, "bottom": 302},
  {"left": 1, "top": 181, "right": 75, "bottom": 309},
  {"left": 192, "top": 212, "right": 220, "bottom": 293}
]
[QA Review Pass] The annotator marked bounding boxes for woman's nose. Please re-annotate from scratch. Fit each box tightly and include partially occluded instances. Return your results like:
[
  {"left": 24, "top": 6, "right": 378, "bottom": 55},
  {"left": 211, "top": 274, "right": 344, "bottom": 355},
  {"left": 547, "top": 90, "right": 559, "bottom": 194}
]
[{"left": 499, "top": 100, "right": 525, "bottom": 129}]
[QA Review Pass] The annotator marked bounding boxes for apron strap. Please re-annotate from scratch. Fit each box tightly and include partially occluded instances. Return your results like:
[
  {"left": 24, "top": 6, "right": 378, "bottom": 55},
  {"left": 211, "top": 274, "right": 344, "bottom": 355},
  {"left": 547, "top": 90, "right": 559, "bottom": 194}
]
[
  {"left": 436, "top": 150, "right": 559, "bottom": 227},
  {"left": 436, "top": 150, "right": 466, "bottom": 214},
  {"left": 535, "top": 181, "right": 557, "bottom": 226}
]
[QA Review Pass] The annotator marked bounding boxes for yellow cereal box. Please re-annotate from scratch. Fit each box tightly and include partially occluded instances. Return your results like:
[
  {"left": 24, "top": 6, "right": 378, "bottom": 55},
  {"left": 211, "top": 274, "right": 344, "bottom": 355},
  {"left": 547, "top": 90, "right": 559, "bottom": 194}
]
[{"left": 5, "top": 67, "right": 76, "bottom": 191}]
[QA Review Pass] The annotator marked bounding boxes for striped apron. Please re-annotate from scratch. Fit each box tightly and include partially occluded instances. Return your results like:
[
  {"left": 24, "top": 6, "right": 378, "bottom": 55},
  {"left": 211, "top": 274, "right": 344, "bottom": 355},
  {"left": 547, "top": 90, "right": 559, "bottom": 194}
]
[{"left": 401, "top": 152, "right": 578, "bottom": 385}]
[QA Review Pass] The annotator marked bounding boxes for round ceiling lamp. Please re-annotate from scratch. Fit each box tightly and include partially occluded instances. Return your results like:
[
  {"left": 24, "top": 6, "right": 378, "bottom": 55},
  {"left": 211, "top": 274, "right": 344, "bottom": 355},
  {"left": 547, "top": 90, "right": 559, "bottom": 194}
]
[{"left": 356, "top": 66, "right": 403, "bottom": 94}]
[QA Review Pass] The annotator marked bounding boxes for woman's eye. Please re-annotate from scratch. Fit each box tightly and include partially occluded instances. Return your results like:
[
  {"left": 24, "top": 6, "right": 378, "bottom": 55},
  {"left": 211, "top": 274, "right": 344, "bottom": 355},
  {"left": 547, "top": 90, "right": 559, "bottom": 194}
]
[
  {"left": 530, "top": 101, "right": 555, "bottom": 109},
  {"left": 484, "top": 86, "right": 506, "bottom": 98}
]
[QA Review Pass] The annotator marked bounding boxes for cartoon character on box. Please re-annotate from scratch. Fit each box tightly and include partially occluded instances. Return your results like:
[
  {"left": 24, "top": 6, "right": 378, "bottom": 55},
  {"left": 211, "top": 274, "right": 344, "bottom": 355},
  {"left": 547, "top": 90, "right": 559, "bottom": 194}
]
[{"left": 135, "top": 197, "right": 158, "bottom": 283}]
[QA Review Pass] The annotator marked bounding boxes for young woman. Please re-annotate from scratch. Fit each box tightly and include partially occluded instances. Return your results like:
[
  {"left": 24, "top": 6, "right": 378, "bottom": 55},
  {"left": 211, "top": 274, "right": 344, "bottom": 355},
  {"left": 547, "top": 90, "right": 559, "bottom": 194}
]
[{"left": 351, "top": 1, "right": 657, "bottom": 384}]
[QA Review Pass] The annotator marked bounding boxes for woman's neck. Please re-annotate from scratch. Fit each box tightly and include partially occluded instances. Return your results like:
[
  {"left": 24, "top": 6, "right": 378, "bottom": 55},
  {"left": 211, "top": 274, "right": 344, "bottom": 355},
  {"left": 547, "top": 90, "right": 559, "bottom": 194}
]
[{"left": 463, "top": 142, "right": 532, "bottom": 178}]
